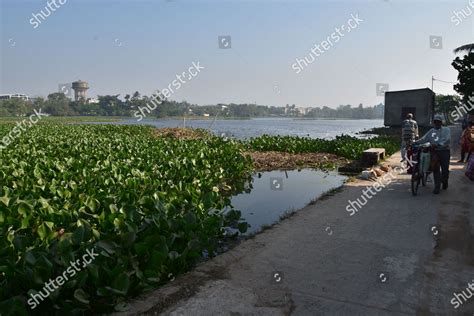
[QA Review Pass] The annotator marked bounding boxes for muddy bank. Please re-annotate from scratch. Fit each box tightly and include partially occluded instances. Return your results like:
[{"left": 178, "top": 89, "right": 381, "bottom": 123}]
[
  {"left": 247, "top": 151, "right": 349, "bottom": 171},
  {"left": 152, "top": 127, "right": 210, "bottom": 139}
]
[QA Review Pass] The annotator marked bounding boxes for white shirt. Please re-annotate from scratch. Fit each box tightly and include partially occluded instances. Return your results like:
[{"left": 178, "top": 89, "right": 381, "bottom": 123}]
[{"left": 415, "top": 126, "right": 451, "bottom": 150}]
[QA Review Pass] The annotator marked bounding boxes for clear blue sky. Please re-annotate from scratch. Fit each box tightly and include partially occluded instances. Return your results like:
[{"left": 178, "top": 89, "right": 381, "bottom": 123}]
[{"left": 1, "top": 0, "right": 473, "bottom": 107}]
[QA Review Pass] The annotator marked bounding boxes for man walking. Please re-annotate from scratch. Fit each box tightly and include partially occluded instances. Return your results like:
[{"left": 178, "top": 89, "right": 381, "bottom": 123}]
[
  {"left": 414, "top": 114, "right": 451, "bottom": 194},
  {"left": 401, "top": 113, "right": 419, "bottom": 161}
]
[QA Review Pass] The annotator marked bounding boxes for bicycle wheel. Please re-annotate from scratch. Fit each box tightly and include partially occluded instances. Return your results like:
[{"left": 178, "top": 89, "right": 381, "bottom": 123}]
[{"left": 411, "top": 169, "right": 420, "bottom": 196}]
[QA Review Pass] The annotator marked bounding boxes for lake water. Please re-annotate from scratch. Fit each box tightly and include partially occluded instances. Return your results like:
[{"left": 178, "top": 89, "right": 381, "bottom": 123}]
[
  {"left": 230, "top": 169, "right": 347, "bottom": 234},
  {"left": 99, "top": 118, "right": 372, "bottom": 234},
  {"left": 108, "top": 118, "right": 384, "bottom": 139}
]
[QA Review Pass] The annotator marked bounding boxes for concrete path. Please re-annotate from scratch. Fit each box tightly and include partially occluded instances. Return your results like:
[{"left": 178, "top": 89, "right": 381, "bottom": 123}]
[{"left": 123, "top": 127, "right": 474, "bottom": 316}]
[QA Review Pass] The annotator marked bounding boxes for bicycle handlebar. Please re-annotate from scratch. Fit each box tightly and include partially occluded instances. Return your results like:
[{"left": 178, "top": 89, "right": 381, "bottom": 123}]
[{"left": 411, "top": 142, "right": 431, "bottom": 148}]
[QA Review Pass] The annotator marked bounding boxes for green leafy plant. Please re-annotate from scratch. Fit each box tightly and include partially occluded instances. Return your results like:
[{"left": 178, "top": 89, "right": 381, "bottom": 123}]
[
  {"left": 245, "top": 134, "right": 399, "bottom": 160},
  {"left": 0, "top": 124, "right": 252, "bottom": 314}
]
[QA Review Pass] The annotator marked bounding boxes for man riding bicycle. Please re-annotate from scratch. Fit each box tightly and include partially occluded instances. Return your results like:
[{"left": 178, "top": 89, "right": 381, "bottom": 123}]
[{"left": 413, "top": 114, "right": 451, "bottom": 194}]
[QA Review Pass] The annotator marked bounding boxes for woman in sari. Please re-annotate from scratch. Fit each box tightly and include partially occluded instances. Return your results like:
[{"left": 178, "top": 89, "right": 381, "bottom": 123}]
[{"left": 459, "top": 121, "right": 474, "bottom": 163}]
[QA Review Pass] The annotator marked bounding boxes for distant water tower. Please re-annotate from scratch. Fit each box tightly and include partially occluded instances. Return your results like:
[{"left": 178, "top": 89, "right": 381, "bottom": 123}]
[{"left": 72, "top": 80, "right": 89, "bottom": 101}]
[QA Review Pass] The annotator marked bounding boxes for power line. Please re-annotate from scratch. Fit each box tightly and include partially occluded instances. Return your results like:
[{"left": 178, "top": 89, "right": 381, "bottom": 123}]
[
  {"left": 433, "top": 78, "right": 457, "bottom": 84},
  {"left": 431, "top": 76, "right": 457, "bottom": 91}
]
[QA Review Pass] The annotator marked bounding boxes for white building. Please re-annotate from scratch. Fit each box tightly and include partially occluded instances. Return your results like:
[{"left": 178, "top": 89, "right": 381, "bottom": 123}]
[
  {"left": 86, "top": 98, "right": 99, "bottom": 104},
  {"left": 0, "top": 93, "right": 29, "bottom": 101},
  {"left": 296, "top": 107, "right": 311, "bottom": 115}
]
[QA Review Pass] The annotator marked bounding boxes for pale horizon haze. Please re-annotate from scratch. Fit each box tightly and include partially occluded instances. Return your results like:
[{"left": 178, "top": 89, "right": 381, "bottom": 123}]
[{"left": 1, "top": 0, "right": 473, "bottom": 108}]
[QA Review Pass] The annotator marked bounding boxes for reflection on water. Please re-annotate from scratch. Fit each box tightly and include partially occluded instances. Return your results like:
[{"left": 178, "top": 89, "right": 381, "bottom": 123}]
[{"left": 230, "top": 169, "right": 347, "bottom": 234}]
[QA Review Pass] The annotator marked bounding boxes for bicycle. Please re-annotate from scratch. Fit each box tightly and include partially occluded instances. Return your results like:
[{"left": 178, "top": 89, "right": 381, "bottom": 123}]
[{"left": 408, "top": 142, "right": 432, "bottom": 196}]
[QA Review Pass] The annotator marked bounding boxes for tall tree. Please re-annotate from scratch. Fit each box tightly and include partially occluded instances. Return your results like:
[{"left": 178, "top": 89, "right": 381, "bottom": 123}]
[
  {"left": 44, "top": 93, "right": 75, "bottom": 116},
  {"left": 0, "top": 98, "right": 30, "bottom": 116},
  {"left": 435, "top": 94, "right": 461, "bottom": 124},
  {"left": 452, "top": 52, "right": 474, "bottom": 103},
  {"left": 454, "top": 44, "right": 474, "bottom": 54}
]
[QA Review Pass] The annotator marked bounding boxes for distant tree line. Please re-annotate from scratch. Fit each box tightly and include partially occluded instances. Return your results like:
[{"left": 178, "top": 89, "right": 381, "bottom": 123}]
[
  {"left": 0, "top": 91, "right": 386, "bottom": 119},
  {"left": 305, "top": 103, "right": 384, "bottom": 119}
]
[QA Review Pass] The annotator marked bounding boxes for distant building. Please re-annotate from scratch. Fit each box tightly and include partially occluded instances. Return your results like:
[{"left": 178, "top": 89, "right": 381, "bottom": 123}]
[
  {"left": 72, "top": 80, "right": 89, "bottom": 101},
  {"left": 296, "top": 107, "right": 312, "bottom": 115},
  {"left": 203, "top": 113, "right": 210, "bottom": 117},
  {"left": 86, "top": 98, "right": 99, "bottom": 104},
  {"left": 0, "top": 93, "right": 29, "bottom": 101},
  {"left": 384, "top": 88, "right": 435, "bottom": 127}
]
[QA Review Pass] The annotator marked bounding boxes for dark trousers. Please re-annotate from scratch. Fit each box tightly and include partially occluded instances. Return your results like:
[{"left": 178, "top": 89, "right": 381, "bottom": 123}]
[{"left": 433, "top": 150, "right": 450, "bottom": 189}]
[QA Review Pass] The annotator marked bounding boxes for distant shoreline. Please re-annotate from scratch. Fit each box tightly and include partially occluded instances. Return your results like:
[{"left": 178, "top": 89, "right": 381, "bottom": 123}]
[
  {"left": 0, "top": 115, "right": 384, "bottom": 122},
  {"left": 130, "top": 116, "right": 383, "bottom": 121}
]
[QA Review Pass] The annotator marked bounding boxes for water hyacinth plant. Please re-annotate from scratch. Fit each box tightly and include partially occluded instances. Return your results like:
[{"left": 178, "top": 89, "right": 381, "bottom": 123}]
[
  {"left": 0, "top": 123, "right": 398, "bottom": 314},
  {"left": 245, "top": 134, "right": 399, "bottom": 160},
  {"left": 0, "top": 124, "right": 252, "bottom": 314}
]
